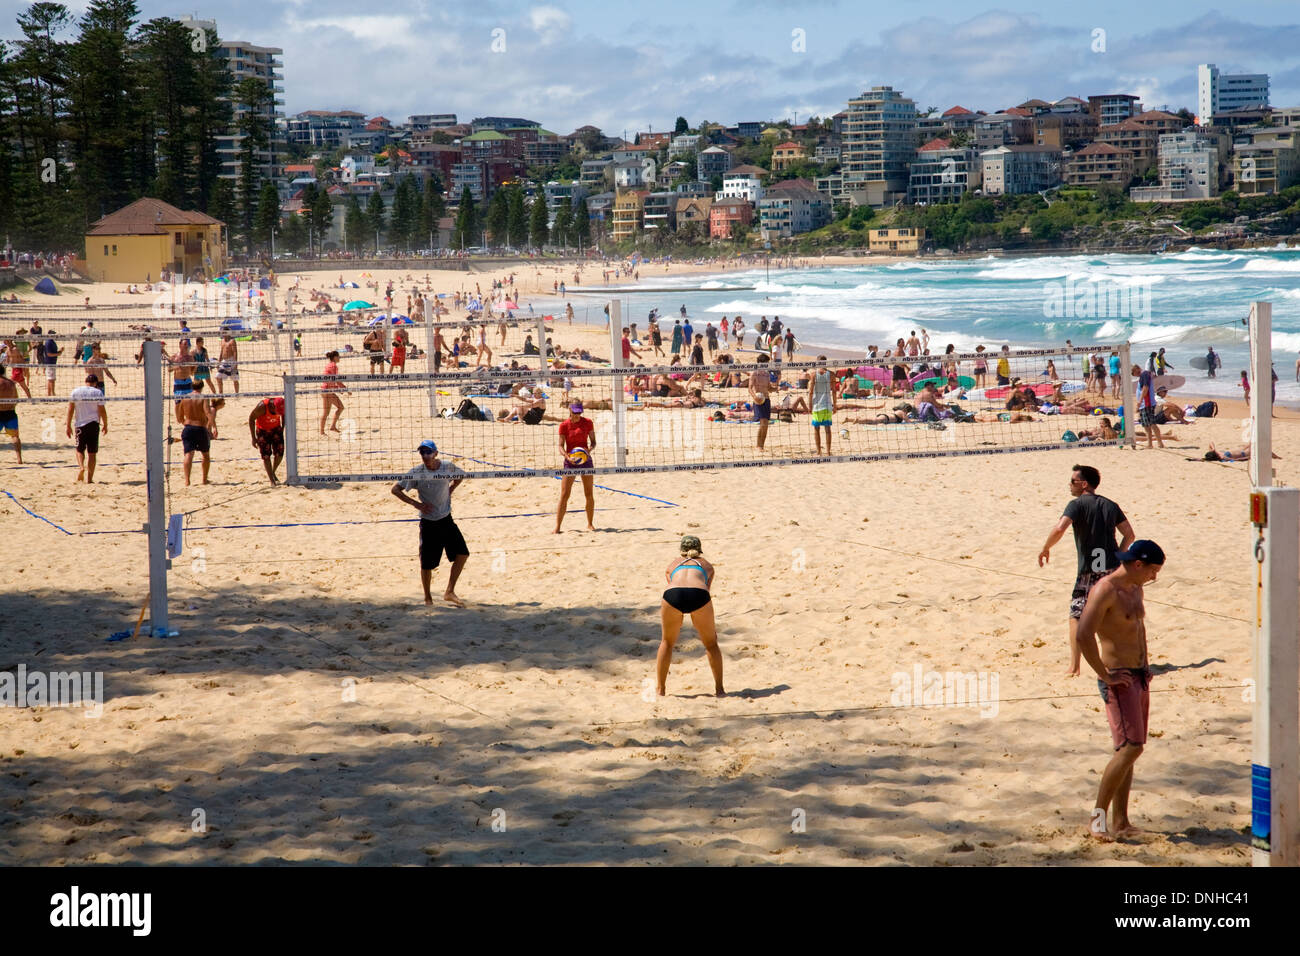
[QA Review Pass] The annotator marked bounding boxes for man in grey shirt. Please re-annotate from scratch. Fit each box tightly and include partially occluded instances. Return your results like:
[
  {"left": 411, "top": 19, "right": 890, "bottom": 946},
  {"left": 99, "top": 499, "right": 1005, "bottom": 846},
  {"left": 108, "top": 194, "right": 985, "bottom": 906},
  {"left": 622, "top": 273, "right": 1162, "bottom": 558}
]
[{"left": 391, "top": 440, "right": 469, "bottom": 606}]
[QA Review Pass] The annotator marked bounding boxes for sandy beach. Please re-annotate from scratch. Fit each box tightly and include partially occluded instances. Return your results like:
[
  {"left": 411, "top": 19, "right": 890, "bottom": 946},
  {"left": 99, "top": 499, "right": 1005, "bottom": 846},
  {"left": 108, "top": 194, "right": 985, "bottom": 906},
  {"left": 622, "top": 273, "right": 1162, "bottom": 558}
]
[{"left": 0, "top": 259, "right": 1291, "bottom": 865}]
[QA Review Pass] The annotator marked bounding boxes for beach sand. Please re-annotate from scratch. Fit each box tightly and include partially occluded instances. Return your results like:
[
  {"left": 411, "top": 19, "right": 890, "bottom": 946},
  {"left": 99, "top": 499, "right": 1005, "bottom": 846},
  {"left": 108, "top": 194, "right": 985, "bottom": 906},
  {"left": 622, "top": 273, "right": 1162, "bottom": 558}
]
[{"left": 0, "top": 261, "right": 1289, "bottom": 865}]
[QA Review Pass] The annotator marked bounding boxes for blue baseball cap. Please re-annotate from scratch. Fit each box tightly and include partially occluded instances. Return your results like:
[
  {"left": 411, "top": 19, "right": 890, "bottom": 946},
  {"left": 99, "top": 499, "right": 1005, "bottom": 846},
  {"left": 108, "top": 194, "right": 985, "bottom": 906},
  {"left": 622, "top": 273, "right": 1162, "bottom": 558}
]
[
  {"left": 1115, "top": 540, "right": 1165, "bottom": 566},
  {"left": 416, "top": 439, "right": 438, "bottom": 455}
]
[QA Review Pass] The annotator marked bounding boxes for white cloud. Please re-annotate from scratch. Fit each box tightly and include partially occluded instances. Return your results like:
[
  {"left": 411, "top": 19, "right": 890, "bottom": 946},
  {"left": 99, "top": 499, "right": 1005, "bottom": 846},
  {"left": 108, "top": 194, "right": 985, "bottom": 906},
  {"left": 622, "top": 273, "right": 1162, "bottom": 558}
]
[{"left": 529, "top": 5, "right": 573, "bottom": 43}]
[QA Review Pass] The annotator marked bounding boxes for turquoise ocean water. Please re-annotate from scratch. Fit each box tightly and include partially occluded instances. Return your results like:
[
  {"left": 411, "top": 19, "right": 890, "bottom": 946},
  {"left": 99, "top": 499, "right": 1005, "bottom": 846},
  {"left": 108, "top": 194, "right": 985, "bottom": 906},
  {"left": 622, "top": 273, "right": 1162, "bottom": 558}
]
[{"left": 601, "top": 245, "right": 1300, "bottom": 403}]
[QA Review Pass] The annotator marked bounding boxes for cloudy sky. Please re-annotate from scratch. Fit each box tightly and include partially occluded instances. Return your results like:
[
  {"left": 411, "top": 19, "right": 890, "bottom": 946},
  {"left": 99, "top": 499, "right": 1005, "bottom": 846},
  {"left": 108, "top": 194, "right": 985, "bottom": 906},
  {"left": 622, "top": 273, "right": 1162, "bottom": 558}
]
[{"left": 3, "top": 1, "right": 1299, "bottom": 133}]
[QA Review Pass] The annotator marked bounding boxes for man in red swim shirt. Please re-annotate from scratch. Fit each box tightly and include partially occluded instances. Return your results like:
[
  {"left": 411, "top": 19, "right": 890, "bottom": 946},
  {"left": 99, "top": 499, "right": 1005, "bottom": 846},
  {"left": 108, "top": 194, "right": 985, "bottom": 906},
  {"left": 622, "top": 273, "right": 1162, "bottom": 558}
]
[
  {"left": 554, "top": 401, "right": 596, "bottom": 534},
  {"left": 1075, "top": 539, "right": 1165, "bottom": 842},
  {"left": 247, "top": 395, "right": 285, "bottom": 484}
]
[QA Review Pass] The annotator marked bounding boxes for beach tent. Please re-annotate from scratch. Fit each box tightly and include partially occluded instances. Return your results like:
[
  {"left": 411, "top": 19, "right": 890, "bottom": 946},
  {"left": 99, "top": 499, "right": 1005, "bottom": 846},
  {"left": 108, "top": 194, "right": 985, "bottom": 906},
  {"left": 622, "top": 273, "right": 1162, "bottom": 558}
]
[
  {"left": 213, "top": 275, "right": 230, "bottom": 284},
  {"left": 344, "top": 300, "right": 375, "bottom": 310},
  {"left": 220, "top": 318, "right": 249, "bottom": 332},
  {"left": 33, "top": 277, "right": 57, "bottom": 295},
  {"left": 368, "top": 314, "right": 411, "bottom": 326},
  {"left": 344, "top": 281, "right": 360, "bottom": 288}
]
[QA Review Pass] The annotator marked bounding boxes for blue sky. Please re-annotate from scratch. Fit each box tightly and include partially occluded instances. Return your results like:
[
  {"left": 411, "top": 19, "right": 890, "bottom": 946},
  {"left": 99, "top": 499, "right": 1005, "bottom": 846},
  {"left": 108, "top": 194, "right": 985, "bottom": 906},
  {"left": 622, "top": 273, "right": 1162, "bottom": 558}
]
[{"left": 3, "top": 1, "right": 1298, "bottom": 133}]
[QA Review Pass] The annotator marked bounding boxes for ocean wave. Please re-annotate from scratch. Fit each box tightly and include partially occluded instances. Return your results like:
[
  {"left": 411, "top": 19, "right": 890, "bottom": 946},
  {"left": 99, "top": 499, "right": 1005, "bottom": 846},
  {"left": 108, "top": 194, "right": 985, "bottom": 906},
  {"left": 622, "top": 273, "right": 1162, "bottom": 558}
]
[{"left": 1243, "top": 258, "right": 1300, "bottom": 273}]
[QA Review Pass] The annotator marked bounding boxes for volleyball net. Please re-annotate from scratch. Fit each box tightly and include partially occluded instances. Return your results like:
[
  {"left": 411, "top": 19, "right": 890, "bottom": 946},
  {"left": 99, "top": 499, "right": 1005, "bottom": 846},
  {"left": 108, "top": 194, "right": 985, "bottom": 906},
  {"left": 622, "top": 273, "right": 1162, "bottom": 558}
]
[{"left": 282, "top": 344, "right": 1134, "bottom": 484}]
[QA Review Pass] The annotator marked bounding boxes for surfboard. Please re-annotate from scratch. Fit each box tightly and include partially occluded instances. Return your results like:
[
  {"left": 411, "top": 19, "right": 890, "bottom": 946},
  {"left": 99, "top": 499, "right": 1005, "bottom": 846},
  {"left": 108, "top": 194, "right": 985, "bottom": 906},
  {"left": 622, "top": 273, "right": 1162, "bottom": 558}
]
[
  {"left": 913, "top": 375, "right": 976, "bottom": 390},
  {"left": 1152, "top": 374, "right": 1186, "bottom": 391},
  {"left": 856, "top": 366, "right": 892, "bottom": 384},
  {"left": 1189, "top": 356, "right": 1210, "bottom": 370},
  {"left": 985, "top": 382, "right": 1059, "bottom": 399}
]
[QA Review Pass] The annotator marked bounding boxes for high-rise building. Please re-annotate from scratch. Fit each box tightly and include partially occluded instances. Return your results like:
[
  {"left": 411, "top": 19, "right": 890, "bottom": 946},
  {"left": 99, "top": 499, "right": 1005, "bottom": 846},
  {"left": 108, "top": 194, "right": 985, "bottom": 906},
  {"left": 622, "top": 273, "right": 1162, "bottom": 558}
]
[
  {"left": 1130, "top": 131, "right": 1222, "bottom": 202},
  {"left": 179, "top": 16, "right": 286, "bottom": 190},
  {"left": 1198, "top": 64, "right": 1270, "bottom": 124},
  {"left": 840, "top": 86, "right": 917, "bottom": 208}
]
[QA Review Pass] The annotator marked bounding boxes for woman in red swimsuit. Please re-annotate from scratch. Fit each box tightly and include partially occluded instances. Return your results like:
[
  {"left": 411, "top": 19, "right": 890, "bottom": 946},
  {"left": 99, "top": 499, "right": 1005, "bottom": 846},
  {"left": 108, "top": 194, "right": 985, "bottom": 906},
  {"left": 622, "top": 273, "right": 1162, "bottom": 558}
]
[{"left": 320, "top": 350, "right": 345, "bottom": 434}]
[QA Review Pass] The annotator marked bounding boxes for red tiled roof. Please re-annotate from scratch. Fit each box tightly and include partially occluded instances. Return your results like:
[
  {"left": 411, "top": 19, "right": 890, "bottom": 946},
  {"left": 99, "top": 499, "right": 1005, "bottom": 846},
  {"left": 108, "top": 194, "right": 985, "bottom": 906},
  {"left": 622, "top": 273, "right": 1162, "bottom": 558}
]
[
  {"left": 1074, "top": 142, "right": 1131, "bottom": 156},
  {"left": 943, "top": 105, "right": 974, "bottom": 116},
  {"left": 87, "top": 197, "right": 221, "bottom": 236},
  {"left": 775, "top": 141, "right": 802, "bottom": 150},
  {"left": 919, "top": 137, "right": 953, "bottom": 151}
]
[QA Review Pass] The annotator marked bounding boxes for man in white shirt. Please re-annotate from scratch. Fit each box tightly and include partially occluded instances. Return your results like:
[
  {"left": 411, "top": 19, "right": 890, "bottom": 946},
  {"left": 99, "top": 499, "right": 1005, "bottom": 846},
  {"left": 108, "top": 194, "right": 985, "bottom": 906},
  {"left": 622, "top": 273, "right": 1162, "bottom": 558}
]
[
  {"left": 391, "top": 440, "right": 470, "bottom": 606},
  {"left": 66, "top": 372, "right": 108, "bottom": 483}
]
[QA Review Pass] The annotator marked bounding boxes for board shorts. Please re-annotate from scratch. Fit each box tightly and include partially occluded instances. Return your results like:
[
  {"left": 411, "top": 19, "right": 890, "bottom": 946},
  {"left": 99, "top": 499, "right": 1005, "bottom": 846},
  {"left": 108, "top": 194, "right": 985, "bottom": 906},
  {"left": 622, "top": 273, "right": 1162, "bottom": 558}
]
[
  {"left": 255, "top": 425, "right": 284, "bottom": 458},
  {"left": 181, "top": 424, "right": 211, "bottom": 455},
  {"left": 173, "top": 378, "right": 193, "bottom": 396},
  {"left": 0, "top": 409, "right": 17, "bottom": 432},
  {"left": 75, "top": 421, "right": 100, "bottom": 454},
  {"left": 1098, "top": 668, "right": 1152, "bottom": 750},
  {"left": 812, "top": 409, "right": 832, "bottom": 427},
  {"left": 216, "top": 362, "right": 238, "bottom": 380},
  {"left": 663, "top": 587, "right": 711, "bottom": 614},
  {"left": 194, "top": 367, "right": 211, "bottom": 382},
  {"left": 419, "top": 515, "right": 469, "bottom": 570},
  {"left": 11, "top": 366, "right": 24, "bottom": 384},
  {"left": 369, "top": 350, "right": 386, "bottom": 366},
  {"left": 1138, "top": 405, "right": 1157, "bottom": 427},
  {"left": 522, "top": 407, "right": 544, "bottom": 425},
  {"left": 1069, "top": 570, "right": 1108, "bottom": 619},
  {"left": 45, "top": 365, "right": 57, "bottom": 381},
  {"left": 752, "top": 398, "right": 771, "bottom": 422}
]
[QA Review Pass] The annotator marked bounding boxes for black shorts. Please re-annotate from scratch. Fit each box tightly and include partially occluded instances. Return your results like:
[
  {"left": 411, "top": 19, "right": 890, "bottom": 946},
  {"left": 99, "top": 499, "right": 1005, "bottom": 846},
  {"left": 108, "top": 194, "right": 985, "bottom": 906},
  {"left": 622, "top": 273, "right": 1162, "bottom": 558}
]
[
  {"left": 752, "top": 398, "right": 771, "bottom": 422},
  {"left": 75, "top": 421, "right": 100, "bottom": 454},
  {"left": 420, "top": 515, "right": 469, "bottom": 570},
  {"left": 369, "top": 352, "right": 386, "bottom": 366},
  {"left": 181, "top": 424, "right": 211, "bottom": 455},
  {"left": 255, "top": 425, "right": 284, "bottom": 458},
  {"left": 656, "top": 384, "right": 670, "bottom": 397},
  {"left": 522, "top": 407, "right": 544, "bottom": 425},
  {"left": 663, "top": 587, "right": 711, "bottom": 614}
]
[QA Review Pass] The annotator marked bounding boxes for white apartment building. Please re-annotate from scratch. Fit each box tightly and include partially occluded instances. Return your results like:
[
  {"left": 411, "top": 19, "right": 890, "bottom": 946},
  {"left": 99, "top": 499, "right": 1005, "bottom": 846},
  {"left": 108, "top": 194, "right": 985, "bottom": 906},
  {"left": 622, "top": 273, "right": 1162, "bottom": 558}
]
[
  {"left": 1130, "top": 132, "right": 1220, "bottom": 201},
  {"left": 719, "top": 166, "right": 765, "bottom": 203},
  {"left": 839, "top": 86, "right": 917, "bottom": 208},
  {"left": 179, "top": 16, "right": 285, "bottom": 189},
  {"left": 1198, "top": 64, "right": 1270, "bottom": 124}
]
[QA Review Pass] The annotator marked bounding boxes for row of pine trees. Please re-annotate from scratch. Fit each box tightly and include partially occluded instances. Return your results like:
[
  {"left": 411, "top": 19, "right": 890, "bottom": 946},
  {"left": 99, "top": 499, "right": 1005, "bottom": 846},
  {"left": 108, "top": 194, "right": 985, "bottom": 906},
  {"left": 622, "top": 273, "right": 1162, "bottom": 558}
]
[{"left": 0, "top": 0, "right": 594, "bottom": 258}]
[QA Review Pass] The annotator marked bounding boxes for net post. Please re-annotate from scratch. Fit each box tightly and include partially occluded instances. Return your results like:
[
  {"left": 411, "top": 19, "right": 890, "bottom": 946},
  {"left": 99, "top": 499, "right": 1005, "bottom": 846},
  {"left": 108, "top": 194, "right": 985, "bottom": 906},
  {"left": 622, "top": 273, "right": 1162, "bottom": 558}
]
[
  {"left": 1118, "top": 343, "right": 1135, "bottom": 449},
  {"left": 286, "top": 307, "right": 297, "bottom": 379},
  {"left": 424, "top": 309, "right": 438, "bottom": 416},
  {"left": 143, "top": 340, "right": 169, "bottom": 636},
  {"left": 609, "top": 300, "right": 626, "bottom": 467},
  {"left": 284, "top": 373, "right": 299, "bottom": 483},
  {"left": 1251, "top": 486, "right": 1300, "bottom": 866},
  {"left": 1250, "top": 301, "right": 1273, "bottom": 488}
]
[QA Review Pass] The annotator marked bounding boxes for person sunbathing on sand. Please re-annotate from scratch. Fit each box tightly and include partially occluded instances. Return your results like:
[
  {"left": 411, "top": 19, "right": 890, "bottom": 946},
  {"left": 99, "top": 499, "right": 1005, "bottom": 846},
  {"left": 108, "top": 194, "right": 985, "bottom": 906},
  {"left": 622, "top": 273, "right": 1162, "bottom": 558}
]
[
  {"left": 1076, "top": 417, "right": 1118, "bottom": 441},
  {"left": 645, "top": 389, "right": 705, "bottom": 409},
  {"left": 1203, "top": 442, "right": 1280, "bottom": 462}
]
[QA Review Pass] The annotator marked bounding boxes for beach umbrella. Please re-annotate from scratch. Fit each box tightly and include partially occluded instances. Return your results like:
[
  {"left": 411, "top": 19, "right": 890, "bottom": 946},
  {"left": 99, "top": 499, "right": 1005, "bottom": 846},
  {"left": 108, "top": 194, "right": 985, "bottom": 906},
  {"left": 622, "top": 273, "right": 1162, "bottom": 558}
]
[
  {"left": 244, "top": 289, "right": 263, "bottom": 297},
  {"left": 345, "top": 281, "right": 360, "bottom": 288},
  {"left": 213, "top": 276, "right": 229, "bottom": 284},
  {"left": 503, "top": 301, "right": 518, "bottom": 310},
  {"left": 344, "top": 300, "right": 375, "bottom": 310}
]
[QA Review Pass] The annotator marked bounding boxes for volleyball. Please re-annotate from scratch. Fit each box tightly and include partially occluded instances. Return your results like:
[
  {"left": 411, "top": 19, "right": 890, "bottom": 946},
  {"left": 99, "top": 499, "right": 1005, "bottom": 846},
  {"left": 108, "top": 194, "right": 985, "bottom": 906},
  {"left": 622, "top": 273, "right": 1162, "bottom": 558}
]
[
  {"left": 839, "top": 429, "right": 850, "bottom": 439},
  {"left": 566, "top": 448, "right": 591, "bottom": 467}
]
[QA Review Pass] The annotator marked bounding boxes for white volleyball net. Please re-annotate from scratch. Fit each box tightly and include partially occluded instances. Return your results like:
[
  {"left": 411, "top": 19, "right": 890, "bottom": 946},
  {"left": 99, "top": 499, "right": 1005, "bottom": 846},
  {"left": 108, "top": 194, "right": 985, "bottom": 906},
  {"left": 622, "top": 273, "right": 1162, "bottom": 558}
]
[{"left": 281, "top": 344, "right": 1134, "bottom": 484}]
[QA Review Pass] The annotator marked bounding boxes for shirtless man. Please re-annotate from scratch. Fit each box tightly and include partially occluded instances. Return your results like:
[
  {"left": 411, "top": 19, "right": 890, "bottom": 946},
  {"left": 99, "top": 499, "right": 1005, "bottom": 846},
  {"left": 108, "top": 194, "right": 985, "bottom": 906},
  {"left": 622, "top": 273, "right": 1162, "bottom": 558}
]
[
  {"left": 177, "top": 380, "right": 218, "bottom": 485},
  {"left": 749, "top": 353, "right": 773, "bottom": 450},
  {"left": 1075, "top": 540, "right": 1165, "bottom": 841},
  {"left": 215, "top": 334, "right": 239, "bottom": 394},
  {"left": 0, "top": 364, "right": 21, "bottom": 462},
  {"left": 169, "top": 340, "right": 196, "bottom": 399}
]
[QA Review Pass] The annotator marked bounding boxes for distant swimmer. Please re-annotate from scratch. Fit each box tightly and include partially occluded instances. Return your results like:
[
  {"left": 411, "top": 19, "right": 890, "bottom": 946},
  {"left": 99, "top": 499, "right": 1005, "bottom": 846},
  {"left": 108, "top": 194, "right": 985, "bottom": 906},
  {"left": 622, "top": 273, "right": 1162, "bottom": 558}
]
[{"left": 657, "top": 535, "right": 723, "bottom": 697}]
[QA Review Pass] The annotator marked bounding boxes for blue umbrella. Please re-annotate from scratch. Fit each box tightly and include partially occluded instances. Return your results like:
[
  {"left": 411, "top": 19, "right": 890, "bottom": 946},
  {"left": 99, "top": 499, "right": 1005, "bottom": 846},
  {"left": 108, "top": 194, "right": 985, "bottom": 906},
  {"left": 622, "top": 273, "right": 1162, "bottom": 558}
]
[{"left": 344, "top": 300, "right": 375, "bottom": 310}]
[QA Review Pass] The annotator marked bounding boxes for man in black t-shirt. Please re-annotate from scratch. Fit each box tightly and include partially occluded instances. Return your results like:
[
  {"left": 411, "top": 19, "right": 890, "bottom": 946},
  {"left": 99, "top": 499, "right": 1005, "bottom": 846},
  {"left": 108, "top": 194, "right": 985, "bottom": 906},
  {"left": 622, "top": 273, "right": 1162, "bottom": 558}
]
[{"left": 1038, "top": 464, "right": 1135, "bottom": 677}]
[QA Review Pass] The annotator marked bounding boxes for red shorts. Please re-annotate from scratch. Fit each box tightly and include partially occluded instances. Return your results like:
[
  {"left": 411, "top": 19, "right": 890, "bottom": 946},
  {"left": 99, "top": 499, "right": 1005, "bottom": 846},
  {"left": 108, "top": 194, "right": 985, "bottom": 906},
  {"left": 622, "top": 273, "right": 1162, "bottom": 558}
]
[
  {"left": 12, "top": 366, "right": 24, "bottom": 383},
  {"left": 1098, "top": 669, "right": 1151, "bottom": 750}
]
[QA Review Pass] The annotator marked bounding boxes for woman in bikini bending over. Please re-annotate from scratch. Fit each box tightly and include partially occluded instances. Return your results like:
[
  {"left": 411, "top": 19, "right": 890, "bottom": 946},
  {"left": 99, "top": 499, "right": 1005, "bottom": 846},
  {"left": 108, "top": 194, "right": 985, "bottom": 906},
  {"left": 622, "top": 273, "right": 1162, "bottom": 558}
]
[{"left": 658, "top": 535, "right": 724, "bottom": 697}]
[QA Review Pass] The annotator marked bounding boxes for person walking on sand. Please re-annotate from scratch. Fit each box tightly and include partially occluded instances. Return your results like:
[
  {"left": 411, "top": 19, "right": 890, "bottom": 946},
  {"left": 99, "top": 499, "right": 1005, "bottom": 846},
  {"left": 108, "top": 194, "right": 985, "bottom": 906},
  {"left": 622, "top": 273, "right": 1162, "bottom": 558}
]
[
  {"left": 749, "top": 353, "right": 773, "bottom": 450},
  {"left": 1075, "top": 540, "right": 1165, "bottom": 842},
  {"left": 176, "top": 380, "right": 217, "bottom": 485},
  {"left": 320, "top": 350, "right": 346, "bottom": 435},
  {"left": 657, "top": 535, "right": 724, "bottom": 697},
  {"left": 0, "top": 364, "right": 22, "bottom": 462},
  {"left": 555, "top": 401, "right": 596, "bottom": 533},
  {"left": 1038, "top": 464, "right": 1135, "bottom": 677},
  {"left": 391, "top": 440, "right": 469, "bottom": 607},
  {"left": 809, "top": 358, "right": 837, "bottom": 456},
  {"left": 67, "top": 373, "right": 107, "bottom": 482},
  {"left": 248, "top": 395, "right": 285, "bottom": 484}
]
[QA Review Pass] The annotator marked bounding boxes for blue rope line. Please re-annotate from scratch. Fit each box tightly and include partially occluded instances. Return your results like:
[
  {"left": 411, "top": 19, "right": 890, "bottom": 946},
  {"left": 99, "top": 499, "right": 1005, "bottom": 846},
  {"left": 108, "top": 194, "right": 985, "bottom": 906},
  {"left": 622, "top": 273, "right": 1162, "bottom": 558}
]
[{"left": 1, "top": 490, "right": 74, "bottom": 535}]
